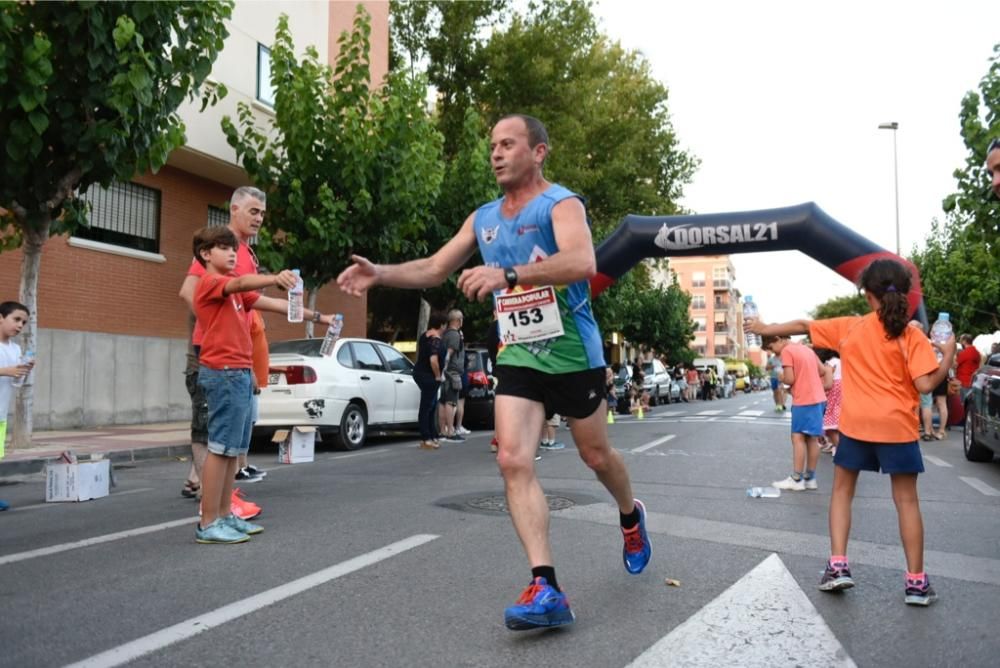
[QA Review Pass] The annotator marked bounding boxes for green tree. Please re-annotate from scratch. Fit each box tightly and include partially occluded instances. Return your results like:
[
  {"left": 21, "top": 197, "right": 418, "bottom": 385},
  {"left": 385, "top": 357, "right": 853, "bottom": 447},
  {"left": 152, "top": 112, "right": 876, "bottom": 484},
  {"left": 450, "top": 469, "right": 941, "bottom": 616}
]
[
  {"left": 0, "top": 0, "right": 231, "bottom": 446},
  {"left": 810, "top": 293, "right": 870, "bottom": 320},
  {"left": 222, "top": 9, "right": 445, "bottom": 336},
  {"left": 912, "top": 43, "right": 1000, "bottom": 333}
]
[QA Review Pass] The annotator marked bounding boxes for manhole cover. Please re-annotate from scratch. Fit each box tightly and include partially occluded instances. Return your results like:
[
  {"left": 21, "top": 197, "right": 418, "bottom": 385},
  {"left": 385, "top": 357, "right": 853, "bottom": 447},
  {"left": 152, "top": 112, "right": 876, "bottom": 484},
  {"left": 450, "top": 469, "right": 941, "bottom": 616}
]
[{"left": 466, "top": 494, "right": 576, "bottom": 514}]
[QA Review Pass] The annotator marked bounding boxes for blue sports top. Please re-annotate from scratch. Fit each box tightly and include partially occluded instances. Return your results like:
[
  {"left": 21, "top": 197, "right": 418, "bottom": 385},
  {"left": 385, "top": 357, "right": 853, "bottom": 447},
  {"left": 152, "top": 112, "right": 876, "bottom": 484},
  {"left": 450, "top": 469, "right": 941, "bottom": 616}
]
[{"left": 472, "top": 184, "right": 606, "bottom": 374}]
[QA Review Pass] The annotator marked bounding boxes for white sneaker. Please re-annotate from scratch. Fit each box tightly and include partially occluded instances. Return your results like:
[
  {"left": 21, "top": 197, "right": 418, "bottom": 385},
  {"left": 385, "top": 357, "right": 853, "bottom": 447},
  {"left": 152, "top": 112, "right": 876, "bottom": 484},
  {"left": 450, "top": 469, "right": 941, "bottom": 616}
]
[
  {"left": 456, "top": 426, "right": 471, "bottom": 435},
  {"left": 804, "top": 477, "right": 818, "bottom": 490},
  {"left": 772, "top": 475, "right": 806, "bottom": 491}
]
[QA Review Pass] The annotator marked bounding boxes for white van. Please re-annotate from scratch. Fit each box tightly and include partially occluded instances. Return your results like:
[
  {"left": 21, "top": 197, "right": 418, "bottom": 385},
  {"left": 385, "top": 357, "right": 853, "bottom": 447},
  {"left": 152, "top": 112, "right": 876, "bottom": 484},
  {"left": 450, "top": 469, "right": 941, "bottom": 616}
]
[{"left": 693, "top": 357, "right": 726, "bottom": 379}]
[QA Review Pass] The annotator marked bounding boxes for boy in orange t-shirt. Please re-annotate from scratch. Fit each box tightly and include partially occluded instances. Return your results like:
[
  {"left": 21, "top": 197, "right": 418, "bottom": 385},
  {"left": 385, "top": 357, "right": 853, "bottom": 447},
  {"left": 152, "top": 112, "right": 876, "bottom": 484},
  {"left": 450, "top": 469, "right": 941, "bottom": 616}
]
[
  {"left": 748, "top": 259, "right": 955, "bottom": 606},
  {"left": 761, "top": 336, "right": 831, "bottom": 492},
  {"left": 192, "top": 226, "right": 298, "bottom": 544}
]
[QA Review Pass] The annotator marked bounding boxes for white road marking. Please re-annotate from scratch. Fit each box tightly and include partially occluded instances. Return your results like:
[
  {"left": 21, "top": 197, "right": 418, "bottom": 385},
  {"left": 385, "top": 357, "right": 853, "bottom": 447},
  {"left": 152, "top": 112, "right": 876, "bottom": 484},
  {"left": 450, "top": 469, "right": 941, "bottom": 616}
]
[
  {"left": 737, "top": 405, "right": 748, "bottom": 410},
  {"left": 696, "top": 409, "right": 722, "bottom": 416},
  {"left": 631, "top": 434, "right": 677, "bottom": 453},
  {"left": 922, "top": 455, "right": 952, "bottom": 468},
  {"left": 0, "top": 517, "right": 196, "bottom": 566},
  {"left": 960, "top": 476, "right": 1000, "bottom": 496},
  {"left": 15, "top": 487, "right": 154, "bottom": 512},
  {"left": 737, "top": 410, "right": 765, "bottom": 417},
  {"left": 65, "top": 534, "right": 439, "bottom": 668},
  {"left": 627, "top": 554, "right": 856, "bottom": 668}
]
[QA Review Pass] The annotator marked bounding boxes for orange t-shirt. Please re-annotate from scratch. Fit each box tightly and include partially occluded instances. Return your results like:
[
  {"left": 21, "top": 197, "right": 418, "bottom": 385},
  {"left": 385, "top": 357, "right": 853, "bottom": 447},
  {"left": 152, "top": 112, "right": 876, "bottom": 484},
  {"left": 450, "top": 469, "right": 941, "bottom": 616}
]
[
  {"left": 780, "top": 341, "right": 826, "bottom": 406},
  {"left": 249, "top": 310, "right": 269, "bottom": 388},
  {"left": 188, "top": 242, "right": 258, "bottom": 346},
  {"left": 810, "top": 314, "right": 938, "bottom": 443},
  {"left": 194, "top": 273, "right": 259, "bottom": 370}
]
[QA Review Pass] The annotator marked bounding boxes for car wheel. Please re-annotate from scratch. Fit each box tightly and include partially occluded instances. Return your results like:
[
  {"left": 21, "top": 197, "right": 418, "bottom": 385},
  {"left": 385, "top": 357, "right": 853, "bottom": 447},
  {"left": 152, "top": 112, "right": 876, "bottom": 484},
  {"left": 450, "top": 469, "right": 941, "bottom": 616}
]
[
  {"left": 963, "top": 403, "right": 994, "bottom": 462},
  {"left": 651, "top": 387, "right": 660, "bottom": 407},
  {"left": 335, "top": 402, "right": 367, "bottom": 451}
]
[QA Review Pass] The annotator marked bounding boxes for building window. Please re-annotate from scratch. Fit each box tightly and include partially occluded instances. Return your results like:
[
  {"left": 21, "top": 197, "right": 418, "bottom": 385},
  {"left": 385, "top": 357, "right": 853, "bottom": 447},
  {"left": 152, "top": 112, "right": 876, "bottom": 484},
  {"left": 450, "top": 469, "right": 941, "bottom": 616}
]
[
  {"left": 256, "top": 44, "right": 275, "bottom": 107},
  {"left": 691, "top": 271, "right": 705, "bottom": 288},
  {"left": 693, "top": 317, "right": 706, "bottom": 332},
  {"left": 77, "top": 181, "right": 160, "bottom": 253},
  {"left": 713, "top": 266, "right": 730, "bottom": 289},
  {"left": 691, "top": 294, "right": 705, "bottom": 310},
  {"left": 695, "top": 345, "right": 706, "bottom": 355},
  {"left": 208, "top": 205, "right": 229, "bottom": 227}
]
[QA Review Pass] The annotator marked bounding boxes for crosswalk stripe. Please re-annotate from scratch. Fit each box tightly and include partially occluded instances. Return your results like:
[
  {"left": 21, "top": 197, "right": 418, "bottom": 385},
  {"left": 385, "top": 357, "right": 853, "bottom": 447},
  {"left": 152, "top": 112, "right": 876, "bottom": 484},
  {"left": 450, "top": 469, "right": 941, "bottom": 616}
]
[
  {"left": 922, "top": 455, "right": 952, "bottom": 468},
  {"left": 632, "top": 434, "right": 676, "bottom": 453},
  {"left": 65, "top": 534, "right": 439, "bottom": 668},
  {"left": 960, "top": 476, "right": 1000, "bottom": 496},
  {"left": 696, "top": 410, "right": 722, "bottom": 416},
  {"left": 737, "top": 410, "right": 765, "bottom": 417}
]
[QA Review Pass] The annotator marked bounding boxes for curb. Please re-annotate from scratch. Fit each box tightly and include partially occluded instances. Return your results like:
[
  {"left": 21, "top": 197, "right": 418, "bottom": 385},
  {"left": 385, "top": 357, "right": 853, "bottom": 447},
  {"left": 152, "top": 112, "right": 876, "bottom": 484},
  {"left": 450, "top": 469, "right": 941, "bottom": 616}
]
[{"left": 0, "top": 443, "right": 193, "bottom": 477}]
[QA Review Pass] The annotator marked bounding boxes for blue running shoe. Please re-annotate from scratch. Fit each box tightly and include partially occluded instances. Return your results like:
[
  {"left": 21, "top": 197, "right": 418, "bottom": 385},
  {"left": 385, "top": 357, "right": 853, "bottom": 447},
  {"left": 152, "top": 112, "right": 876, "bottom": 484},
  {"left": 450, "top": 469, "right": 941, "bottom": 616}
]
[
  {"left": 504, "top": 577, "right": 575, "bottom": 630},
  {"left": 221, "top": 512, "right": 263, "bottom": 536},
  {"left": 195, "top": 518, "right": 250, "bottom": 544},
  {"left": 622, "top": 499, "right": 651, "bottom": 574},
  {"left": 0, "top": 499, "right": 9, "bottom": 511}
]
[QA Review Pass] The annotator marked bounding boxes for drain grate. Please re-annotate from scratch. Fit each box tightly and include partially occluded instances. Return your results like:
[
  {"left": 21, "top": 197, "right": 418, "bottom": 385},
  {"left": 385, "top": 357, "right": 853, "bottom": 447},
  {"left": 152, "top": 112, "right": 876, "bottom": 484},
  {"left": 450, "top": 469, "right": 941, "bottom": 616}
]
[{"left": 466, "top": 494, "right": 576, "bottom": 514}]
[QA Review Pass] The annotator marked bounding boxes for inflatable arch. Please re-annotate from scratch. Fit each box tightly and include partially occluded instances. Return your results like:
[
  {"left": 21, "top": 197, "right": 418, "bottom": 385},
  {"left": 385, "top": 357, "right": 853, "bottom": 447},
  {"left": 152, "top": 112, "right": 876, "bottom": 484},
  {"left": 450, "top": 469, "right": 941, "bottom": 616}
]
[{"left": 590, "top": 202, "right": 927, "bottom": 325}]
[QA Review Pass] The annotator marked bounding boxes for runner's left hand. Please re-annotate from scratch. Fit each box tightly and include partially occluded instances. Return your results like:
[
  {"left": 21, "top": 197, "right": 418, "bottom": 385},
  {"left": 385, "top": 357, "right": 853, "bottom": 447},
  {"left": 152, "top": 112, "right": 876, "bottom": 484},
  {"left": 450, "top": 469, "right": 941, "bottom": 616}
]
[{"left": 457, "top": 266, "right": 506, "bottom": 301}]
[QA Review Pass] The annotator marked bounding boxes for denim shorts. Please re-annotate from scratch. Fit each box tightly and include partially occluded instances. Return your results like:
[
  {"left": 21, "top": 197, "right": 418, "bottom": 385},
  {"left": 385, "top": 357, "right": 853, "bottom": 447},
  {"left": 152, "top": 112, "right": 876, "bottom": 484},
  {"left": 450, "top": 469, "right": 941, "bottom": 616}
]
[
  {"left": 834, "top": 433, "right": 925, "bottom": 474},
  {"left": 919, "top": 392, "right": 932, "bottom": 408},
  {"left": 791, "top": 402, "right": 825, "bottom": 436},
  {"left": 198, "top": 366, "right": 253, "bottom": 457}
]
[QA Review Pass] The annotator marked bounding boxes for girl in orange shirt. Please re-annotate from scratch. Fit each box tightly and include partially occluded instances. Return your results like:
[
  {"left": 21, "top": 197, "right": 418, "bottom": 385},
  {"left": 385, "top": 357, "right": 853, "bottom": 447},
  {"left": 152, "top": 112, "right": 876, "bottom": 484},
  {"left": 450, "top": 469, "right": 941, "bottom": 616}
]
[{"left": 748, "top": 258, "right": 955, "bottom": 606}]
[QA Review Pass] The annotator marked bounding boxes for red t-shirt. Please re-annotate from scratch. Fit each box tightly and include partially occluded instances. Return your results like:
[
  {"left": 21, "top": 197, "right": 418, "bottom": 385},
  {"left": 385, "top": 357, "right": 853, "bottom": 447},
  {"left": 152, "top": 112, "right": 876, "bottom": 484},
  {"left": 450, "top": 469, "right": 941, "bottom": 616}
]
[
  {"left": 189, "top": 243, "right": 258, "bottom": 345},
  {"left": 955, "top": 346, "right": 981, "bottom": 387},
  {"left": 780, "top": 341, "right": 826, "bottom": 406},
  {"left": 194, "top": 273, "right": 259, "bottom": 370},
  {"left": 810, "top": 314, "right": 938, "bottom": 443}
]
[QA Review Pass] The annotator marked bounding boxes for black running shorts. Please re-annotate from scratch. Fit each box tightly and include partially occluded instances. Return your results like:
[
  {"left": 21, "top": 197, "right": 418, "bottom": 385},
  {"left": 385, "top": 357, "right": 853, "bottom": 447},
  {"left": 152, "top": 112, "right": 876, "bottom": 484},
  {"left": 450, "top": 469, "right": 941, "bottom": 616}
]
[{"left": 494, "top": 365, "right": 606, "bottom": 420}]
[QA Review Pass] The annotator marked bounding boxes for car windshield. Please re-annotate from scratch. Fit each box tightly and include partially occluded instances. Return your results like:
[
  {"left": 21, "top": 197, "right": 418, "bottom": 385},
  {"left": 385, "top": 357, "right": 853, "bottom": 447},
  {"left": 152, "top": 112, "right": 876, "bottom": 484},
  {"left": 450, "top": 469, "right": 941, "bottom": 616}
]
[
  {"left": 269, "top": 339, "right": 324, "bottom": 356},
  {"left": 465, "top": 350, "right": 486, "bottom": 373},
  {"left": 642, "top": 363, "right": 654, "bottom": 374}
]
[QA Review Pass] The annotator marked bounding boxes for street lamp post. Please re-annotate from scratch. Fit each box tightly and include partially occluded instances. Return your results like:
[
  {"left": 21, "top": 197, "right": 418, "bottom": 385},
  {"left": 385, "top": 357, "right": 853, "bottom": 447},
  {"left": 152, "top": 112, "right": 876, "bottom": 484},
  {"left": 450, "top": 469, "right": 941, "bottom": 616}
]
[{"left": 878, "top": 121, "right": 900, "bottom": 255}]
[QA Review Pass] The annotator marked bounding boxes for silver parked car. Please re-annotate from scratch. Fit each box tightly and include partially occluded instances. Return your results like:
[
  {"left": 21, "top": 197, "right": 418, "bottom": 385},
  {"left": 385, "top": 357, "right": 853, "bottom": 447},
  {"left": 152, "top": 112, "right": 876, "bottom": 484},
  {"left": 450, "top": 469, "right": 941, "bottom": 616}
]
[
  {"left": 963, "top": 352, "right": 1000, "bottom": 463},
  {"left": 255, "top": 338, "right": 420, "bottom": 450},
  {"left": 642, "top": 359, "right": 680, "bottom": 405}
]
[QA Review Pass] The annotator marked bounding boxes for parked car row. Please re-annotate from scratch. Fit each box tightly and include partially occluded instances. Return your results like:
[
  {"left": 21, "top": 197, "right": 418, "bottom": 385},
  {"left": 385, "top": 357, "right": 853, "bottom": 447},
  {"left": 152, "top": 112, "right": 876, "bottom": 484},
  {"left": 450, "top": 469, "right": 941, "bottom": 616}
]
[
  {"left": 255, "top": 338, "right": 496, "bottom": 451},
  {"left": 963, "top": 352, "right": 1000, "bottom": 463}
]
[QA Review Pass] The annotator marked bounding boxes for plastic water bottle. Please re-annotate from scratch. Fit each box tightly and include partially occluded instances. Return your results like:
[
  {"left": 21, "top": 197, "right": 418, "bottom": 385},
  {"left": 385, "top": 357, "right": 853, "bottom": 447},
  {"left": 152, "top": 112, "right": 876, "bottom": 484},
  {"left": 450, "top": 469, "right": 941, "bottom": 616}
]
[
  {"left": 930, "top": 312, "right": 952, "bottom": 361},
  {"left": 746, "top": 486, "right": 781, "bottom": 498},
  {"left": 319, "top": 314, "right": 344, "bottom": 357},
  {"left": 287, "top": 269, "right": 304, "bottom": 322},
  {"left": 743, "top": 296, "right": 762, "bottom": 348},
  {"left": 12, "top": 350, "right": 34, "bottom": 387}
]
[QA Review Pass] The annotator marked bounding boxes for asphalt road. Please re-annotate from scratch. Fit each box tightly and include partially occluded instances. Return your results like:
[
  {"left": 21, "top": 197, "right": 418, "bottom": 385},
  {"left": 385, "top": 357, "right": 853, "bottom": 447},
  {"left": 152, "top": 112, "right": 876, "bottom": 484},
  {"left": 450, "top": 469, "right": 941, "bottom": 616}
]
[{"left": 1, "top": 392, "right": 998, "bottom": 667}]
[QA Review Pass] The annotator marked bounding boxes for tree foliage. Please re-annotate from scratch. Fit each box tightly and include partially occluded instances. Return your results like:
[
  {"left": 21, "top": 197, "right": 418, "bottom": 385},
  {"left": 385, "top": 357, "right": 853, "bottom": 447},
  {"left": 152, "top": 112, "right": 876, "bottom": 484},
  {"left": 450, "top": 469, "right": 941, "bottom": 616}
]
[
  {"left": 0, "top": 0, "right": 231, "bottom": 446},
  {"left": 809, "top": 293, "right": 870, "bottom": 320},
  {"left": 912, "top": 42, "right": 1000, "bottom": 333},
  {"left": 222, "top": 9, "right": 445, "bottom": 333}
]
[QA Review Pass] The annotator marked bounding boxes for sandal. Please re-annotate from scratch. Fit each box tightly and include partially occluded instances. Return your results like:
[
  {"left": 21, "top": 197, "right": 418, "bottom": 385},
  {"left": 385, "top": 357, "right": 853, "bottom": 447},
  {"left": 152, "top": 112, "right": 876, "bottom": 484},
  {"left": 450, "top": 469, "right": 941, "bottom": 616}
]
[
  {"left": 920, "top": 433, "right": 933, "bottom": 442},
  {"left": 933, "top": 432, "right": 946, "bottom": 441},
  {"left": 181, "top": 481, "right": 201, "bottom": 498}
]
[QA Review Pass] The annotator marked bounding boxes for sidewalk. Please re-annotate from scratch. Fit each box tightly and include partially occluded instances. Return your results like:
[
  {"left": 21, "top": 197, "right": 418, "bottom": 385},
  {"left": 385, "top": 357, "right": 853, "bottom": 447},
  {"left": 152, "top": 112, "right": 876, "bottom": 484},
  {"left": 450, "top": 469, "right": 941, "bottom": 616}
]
[{"left": 1, "top": 422, "right": 193, "bottom": 477}]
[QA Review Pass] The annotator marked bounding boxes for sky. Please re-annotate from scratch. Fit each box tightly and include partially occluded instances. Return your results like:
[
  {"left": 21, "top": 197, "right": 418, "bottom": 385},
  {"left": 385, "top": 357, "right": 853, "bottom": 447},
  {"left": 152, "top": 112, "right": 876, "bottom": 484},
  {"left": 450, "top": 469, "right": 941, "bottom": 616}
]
[{"left": 592, "top": 0, "right": 1000, "bottom": 323}]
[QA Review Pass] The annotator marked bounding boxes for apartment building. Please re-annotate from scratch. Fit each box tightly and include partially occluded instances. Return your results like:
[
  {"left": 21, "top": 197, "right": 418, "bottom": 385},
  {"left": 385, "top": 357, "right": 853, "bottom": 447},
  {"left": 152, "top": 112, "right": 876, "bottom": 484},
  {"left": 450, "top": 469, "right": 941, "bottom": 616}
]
[
  {"left": 658, "top": 255, "right": 747, "bottom": 360},
  {"left": 0, "top": 1, "right": 389, "bottom": 429}
]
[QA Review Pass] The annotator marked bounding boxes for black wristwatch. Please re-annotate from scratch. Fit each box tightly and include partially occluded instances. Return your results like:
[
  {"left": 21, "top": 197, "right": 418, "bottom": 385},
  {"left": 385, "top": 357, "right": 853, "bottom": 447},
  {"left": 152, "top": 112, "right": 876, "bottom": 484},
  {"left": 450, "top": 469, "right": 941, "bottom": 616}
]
[
  {"left": 504, "top": 267, "right": 518, "bottom": 289},
  {"left": 312, "top": 311, "right": 322, "bottom": 323}
]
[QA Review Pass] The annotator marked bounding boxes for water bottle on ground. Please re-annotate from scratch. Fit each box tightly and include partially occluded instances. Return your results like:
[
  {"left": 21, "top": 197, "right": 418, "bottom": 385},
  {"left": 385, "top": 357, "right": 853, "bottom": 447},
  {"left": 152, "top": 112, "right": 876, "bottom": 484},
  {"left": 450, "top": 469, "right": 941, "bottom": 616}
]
[
  {"left": 743, "top": 296, "right": 762, "bottom": 348},
  {"left": 320, "top": 314, "right": 344, "bottom": 357},
  {"left": 930, "top": 312, "right": 952, "bottom": 361},
  {"left": 746, "top": 486, "right": 781, "bottom": 498},
  {"left": 287, "top": 269, "right": 304, "bottom": 323},
  {"left": 12, "top": 350, "right": 34, "bottom": 387}
]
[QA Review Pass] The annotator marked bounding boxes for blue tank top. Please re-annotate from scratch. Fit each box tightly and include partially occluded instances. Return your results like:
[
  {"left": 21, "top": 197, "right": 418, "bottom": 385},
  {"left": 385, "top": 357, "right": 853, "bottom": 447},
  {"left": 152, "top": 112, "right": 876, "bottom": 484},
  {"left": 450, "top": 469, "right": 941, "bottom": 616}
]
[{"left": 473, "top": 184, "right": 605, "bottom": 374}]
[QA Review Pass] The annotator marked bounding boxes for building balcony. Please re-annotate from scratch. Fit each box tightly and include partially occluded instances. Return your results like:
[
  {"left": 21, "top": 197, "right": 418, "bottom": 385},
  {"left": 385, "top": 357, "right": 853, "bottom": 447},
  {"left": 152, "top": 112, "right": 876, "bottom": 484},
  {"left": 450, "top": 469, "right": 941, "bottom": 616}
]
[{"left": 712, "top": 279, "right": 731, "bottom": 291}]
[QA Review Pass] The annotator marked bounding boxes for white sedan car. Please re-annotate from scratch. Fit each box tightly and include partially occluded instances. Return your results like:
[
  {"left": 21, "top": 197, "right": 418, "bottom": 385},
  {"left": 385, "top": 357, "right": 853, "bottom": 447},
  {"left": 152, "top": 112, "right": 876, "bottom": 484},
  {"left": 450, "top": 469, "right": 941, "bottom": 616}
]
[{"left": 255, "top": 338, "right": 420, "bottom": 450}]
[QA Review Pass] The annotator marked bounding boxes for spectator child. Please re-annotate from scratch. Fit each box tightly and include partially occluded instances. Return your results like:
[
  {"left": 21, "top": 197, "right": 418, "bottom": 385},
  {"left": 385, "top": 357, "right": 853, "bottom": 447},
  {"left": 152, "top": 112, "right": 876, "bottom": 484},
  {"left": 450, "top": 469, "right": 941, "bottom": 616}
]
[
  {"left": 815, "top": 348, "right": 842, "bottom": 455},
  {"left": 191, "top": 226, "right": 298, "bottom": 544},
  {"left": 0, "top": 301, "right": 33, "bottom": 511},
  {"left": 748, "top": 258, "right": 955, "bottom": 605}
]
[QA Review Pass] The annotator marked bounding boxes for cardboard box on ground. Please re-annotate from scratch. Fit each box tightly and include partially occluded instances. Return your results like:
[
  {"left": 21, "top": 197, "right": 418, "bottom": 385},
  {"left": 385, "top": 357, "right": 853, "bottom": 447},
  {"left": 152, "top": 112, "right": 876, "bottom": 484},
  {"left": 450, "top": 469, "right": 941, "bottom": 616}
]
[
  {"left": 273, "top": 426, "right": 318, "bottom": 464},
  {"left": 46, "top": 455, "right": 112, "bottom": 502}
]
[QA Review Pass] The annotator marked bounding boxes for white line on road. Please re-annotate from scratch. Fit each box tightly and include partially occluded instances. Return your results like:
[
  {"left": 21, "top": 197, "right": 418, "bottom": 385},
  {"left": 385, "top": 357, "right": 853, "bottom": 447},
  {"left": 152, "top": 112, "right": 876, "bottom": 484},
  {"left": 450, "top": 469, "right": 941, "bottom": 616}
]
[
  {"left": 65, "top": 534, "right": 439, "bottom": 668},
  {"left": 0, "top": 517, "right": 196, "bottom": 566},
  {"left": 15, "top": 487, "right": 155, "bottom": 512},
  {"left": 696, "top": 410, "right": 722, "bottom": 416},
  {"left": 960, "top": 476, "right": 1000, "bottom": 496},
  {"left": 922, "top": 455, "right": 952, "bottom": 468},
  {"left": 737, "top": 410, "right": 765, "bottom": 417},
  {"left": 737, "top": 405, "right": 748, "bottom": 410},
  {"left": 631, "top": 434, "right": 677, "bottom": 453}
]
